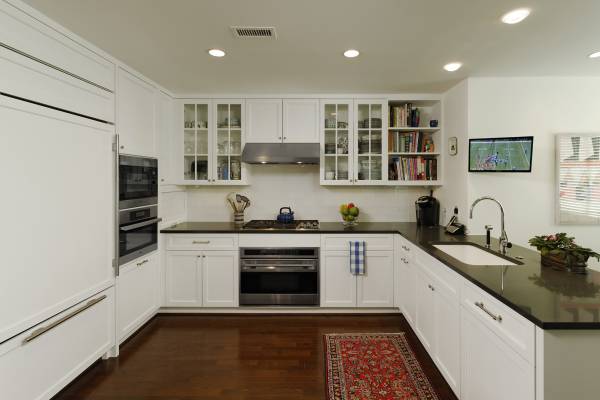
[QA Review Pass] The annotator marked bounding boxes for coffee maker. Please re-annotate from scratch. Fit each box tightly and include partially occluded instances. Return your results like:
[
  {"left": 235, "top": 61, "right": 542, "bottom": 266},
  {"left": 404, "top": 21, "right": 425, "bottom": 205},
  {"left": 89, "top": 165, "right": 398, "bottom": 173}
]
[{"left": 415, "top": 192, "right": 440, "bottom": 226}]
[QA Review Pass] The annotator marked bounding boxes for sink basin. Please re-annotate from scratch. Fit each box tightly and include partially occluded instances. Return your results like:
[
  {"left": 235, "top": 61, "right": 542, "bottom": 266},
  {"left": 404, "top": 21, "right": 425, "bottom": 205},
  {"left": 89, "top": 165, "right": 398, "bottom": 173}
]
[{"left": 432, "top": 243, "right": 518, "bottom": 266}]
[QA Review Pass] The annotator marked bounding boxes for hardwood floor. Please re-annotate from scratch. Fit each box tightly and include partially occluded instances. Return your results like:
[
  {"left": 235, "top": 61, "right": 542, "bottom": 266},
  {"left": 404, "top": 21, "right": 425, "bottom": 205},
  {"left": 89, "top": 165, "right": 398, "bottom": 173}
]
[{"left": 53, "top": 314, "right": 458, "bottom": 400}]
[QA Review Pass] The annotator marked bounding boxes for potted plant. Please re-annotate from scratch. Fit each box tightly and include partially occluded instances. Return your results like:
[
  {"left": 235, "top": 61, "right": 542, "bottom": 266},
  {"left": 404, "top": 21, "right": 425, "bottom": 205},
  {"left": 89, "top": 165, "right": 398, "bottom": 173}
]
[{"left": 528, "top": 233, "right": 600, "bottom": 273}]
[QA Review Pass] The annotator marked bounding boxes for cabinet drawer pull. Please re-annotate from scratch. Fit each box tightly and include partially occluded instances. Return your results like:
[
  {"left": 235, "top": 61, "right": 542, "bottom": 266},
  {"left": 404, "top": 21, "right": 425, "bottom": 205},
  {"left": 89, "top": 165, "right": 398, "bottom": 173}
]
[
  {"left": 23, "top": 295, "right": 107, "bottom": 344},
  {"left": 475, "top": 301, "right": 502, "bottom": 322},
  {"left": 136, "top": 259, "right": 148, "bottom": 267},
  {"left": 192, "top": 240, "right": 211, "bottom": 244},
  {"left": 427, "top": 284, "right": 435, "bottom": 291},
  {"left": 402, "top": 245, "right": 410, "bottom": 251}
]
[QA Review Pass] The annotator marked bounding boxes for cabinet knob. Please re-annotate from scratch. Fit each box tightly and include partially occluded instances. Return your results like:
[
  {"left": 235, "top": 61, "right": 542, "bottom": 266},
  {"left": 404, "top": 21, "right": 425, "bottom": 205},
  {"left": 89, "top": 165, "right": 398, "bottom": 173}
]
[{"left": 120, "top": 145, "right": 124, "bottom": 149}]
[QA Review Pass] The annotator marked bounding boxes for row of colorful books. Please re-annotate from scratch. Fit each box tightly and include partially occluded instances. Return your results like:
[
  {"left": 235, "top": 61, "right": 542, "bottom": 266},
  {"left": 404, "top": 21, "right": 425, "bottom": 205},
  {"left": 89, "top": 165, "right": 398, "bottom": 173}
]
[
  {"left": 388, "top": 156, "right": 438, "bottom": 181},
  {"left": 388, "top": 131, "right": 435, "bottom": 153},
  {"left": 389, "top": 104, "right": 420, "bottom": 128}
]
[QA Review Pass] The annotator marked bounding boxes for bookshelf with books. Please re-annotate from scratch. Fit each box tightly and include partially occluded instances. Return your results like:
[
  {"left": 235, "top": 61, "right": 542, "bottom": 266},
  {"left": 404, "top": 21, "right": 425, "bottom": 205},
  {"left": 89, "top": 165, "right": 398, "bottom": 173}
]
[{"left": 387, "top": 99, "right": 442, "bottom": 185}]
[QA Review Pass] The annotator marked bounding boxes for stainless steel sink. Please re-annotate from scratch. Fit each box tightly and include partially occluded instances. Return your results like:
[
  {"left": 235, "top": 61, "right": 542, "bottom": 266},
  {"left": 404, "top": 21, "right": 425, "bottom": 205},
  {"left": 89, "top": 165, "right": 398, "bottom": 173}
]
[{"left": 432, "top": 242, "right": 520, "bottom": 266}]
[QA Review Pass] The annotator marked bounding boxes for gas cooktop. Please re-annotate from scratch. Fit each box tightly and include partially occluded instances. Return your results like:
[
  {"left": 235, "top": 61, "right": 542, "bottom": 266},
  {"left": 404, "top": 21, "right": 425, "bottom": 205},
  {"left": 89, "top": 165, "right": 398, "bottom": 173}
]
[{"left": 243, "top": 220, "right": 320, "bottom": 230}]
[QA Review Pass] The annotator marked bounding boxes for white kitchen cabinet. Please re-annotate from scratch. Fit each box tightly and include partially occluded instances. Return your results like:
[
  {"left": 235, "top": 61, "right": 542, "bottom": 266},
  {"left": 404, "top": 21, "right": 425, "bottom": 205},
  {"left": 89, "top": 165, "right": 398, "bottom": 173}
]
[
  {"left": 165, "top": 250, "right": 238, "bottom": 307},
  {"left": 117, "top": 68, "right": 157, "bottom": 157},
  {"left": 413, "top": 250, "right": 461, "bottom": 396},
  {"left": 321, "top": 250, "right": 394, "bottom": 308},
  {"left": 165, "top": 252, "right": 203, "bottom": 307},
  {"left": 396, "top": 238, "right": 416, "bottom": 327},
  {"left": 461, "top": 306, "right": 535, "bottom": 400},
  {"left": 320, "top": 99, "right": 354, "bottom": 184},
  {"left": 321, "top": 251, "right": 357, "bottom": 307},
  {"left": 1, "top": 95, "right": 114, "bottom": 344},
  {"left": 0, "top": 288, "right": 114, "bottom": 400},
  {"left": 178, "top": 100, "right": 247, "bottom": 185},
  {"left": 320, "top": 99, "right": 387, "bottom": 185},
  {"left": 354, "top": 100, "right": 387, "bottom": 184},
  {"left": 283, "top": 99, "right": 319, "bottom": 143},
  {"left": 246, "top": 99, "right": 282, "bottom": 143},
  {"left": 116, "top": 253, "right": 159, "bottom": 342},
  {"left": 202, "top": 251, "right": 238, "bottom": 307},
  {"left": 157, "top": 91, "right": 175, "bottom": 184},
  {"left": 431, "top": 268, "right": 460, "bottom": 394},
  {"left": 357, "top": 251, "right": 394, "bottom": 307},
  {"left": 0, "top": 1, "right": 115, "bottom": 91},
  {"left": 415, "top": 268, "right": 436, "bottom": 353}
]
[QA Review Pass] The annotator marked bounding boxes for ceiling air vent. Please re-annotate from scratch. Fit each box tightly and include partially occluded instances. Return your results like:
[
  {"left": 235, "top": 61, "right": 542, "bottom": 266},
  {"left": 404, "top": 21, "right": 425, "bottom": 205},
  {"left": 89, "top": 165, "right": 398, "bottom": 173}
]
[{"left": 231, "top": 26, "right": 277, "bottom": 39}]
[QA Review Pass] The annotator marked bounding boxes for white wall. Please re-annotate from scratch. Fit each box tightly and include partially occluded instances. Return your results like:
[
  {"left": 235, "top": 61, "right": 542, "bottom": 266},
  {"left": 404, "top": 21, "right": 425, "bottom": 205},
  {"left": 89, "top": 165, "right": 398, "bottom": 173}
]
[
  {"left": 442, "top": 77, "right": 600, "bottom": 268},
  {"left": 186, "top": 164, "right": 427, "bottom": 222},
  {"left": 436, "top": 79, "right": 469, "bottom": 225}
]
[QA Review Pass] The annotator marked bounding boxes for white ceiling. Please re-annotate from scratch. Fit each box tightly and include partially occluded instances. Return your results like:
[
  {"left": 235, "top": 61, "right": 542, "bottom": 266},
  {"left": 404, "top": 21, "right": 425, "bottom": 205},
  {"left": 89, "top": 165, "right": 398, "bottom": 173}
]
[{"left": 21, "top": 0, "right": 600, "bottom": 94}]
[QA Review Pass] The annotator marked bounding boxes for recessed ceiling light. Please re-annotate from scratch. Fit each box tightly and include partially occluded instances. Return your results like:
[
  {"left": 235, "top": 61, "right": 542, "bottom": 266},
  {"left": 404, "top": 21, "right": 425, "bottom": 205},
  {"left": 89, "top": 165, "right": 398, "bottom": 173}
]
[
  {"left": 260, "top": 161, "right": 267, "bottom": 164},
  {"left": 344, "top": 49, "right": 360, "bottom": 58},
  {"left": 501, "top": 8, "right": 531, "bottom": 24},
  {"left": 443, "top": 62, "right": 462, "bottom": 72},
  {"left": 589, "top": 51, "right": 600, "bottom": 59},
  {"left": 208, "top": 48, "right": 226, "bottom": 57}
]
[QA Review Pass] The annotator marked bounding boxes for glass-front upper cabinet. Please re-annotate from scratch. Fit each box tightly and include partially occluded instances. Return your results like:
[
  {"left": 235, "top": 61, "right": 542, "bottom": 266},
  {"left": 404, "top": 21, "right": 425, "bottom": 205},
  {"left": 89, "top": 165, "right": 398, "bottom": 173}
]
[
  {"left": 321, "top": 100, "right": 353, "bottom": 184},
  {"left": 179, "top": 99, "right": 246, "bottom": 185},
  {"left": 354, "top": 100, "right": 387, "bottom": 183},
  {"left": 182, "top": 101, "right": 211, "bottom": 182},
  {"left": 214, "top": 101, "right": 244, "bottom": 183}
]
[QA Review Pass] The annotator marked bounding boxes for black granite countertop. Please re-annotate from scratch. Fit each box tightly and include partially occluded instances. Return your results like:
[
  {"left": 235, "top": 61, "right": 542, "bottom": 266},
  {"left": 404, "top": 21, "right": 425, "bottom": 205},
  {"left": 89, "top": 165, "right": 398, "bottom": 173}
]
[{"left": 161, "top": 221, "right": 600, "bottom": 329}]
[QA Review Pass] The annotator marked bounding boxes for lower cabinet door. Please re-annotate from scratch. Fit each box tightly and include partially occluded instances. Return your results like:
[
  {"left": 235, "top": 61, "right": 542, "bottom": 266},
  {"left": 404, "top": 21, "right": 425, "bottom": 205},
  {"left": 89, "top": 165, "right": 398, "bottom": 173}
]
[
  {"left": 321, "top": 251, "right": 357, "bottom": 307},
  {"left": 117, "top": 253, "right": 159, "bottom": 342},
  {"left": 433, "top": 278, "right": 461, "bottom": 395},
  {"left": 165, "top": 252, "right": 202, "bottom": 307},
  {"left": 461, "top": 306, "right": 535, "bottom": 400},
  {"left": 202, "top": 251, "right": 238, "bottom": 307},
  {"left": 398, "top": 257, "right": 417, "bottom": 327},
  {"left": 357, "top": 251, "right": 394, "bottom": 307},
  {"left": 0, "top": 288, "right": 114, "bottom": 400},
  {"left": 415, "top": 269, "right": 435, "bottom": 354}
]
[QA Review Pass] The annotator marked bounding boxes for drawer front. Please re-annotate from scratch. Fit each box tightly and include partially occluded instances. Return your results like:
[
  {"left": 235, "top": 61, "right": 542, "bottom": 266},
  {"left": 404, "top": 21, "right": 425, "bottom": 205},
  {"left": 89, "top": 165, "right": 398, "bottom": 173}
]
[
  {"left": 0, "top": 2, "right": 115, "bottom": 91},
  {"left": 0, "top": 47, "right": 115, "bottom": 122},
  {"left": 415, "top": 250, "right": 460, "bottom": 299},
  {"left": 0, "top": 288, "right": 114, "bottom": 400},
  {"left": 239, "top": 234, "right": 320, "bottom": 248},
  {"left": 461, "top": 281, "right": 535, "bottom": 363},
  {"left": 321, "top": 234, "right": 394, "bottom": 251},
  {"left": 167, "top": 234, "right": 238, "bottom": 251}
]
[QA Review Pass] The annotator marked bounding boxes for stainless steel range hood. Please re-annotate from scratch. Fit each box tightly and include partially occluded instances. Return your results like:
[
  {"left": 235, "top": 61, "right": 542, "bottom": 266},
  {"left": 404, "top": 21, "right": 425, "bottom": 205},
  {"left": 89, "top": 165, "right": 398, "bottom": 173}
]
[{"left": 241, "top": 143, "right": 320, "bottom": 164}]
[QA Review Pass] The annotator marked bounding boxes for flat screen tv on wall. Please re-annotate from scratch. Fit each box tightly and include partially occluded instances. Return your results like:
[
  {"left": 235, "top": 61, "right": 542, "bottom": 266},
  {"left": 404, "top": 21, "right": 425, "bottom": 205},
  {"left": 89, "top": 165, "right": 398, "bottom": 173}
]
[{"left": 469, "top": 136, "right": 534, "bottom": 172}]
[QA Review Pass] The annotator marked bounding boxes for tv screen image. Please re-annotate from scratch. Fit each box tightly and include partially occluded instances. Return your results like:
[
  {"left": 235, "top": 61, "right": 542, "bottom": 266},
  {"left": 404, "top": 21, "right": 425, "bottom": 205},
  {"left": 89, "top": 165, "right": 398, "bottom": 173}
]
[{"left": 469, "top": 136, "right": 533, "bottom": 172}]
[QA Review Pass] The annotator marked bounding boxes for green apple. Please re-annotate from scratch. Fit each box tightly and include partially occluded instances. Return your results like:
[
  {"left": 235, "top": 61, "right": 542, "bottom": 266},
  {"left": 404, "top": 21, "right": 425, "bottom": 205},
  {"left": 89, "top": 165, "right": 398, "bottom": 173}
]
[
  {"left": 349, "top": 207, "right": 359, "bottom": 217},
  {"left": 340, "top": 204, "right": 349, "bottom": 215}
]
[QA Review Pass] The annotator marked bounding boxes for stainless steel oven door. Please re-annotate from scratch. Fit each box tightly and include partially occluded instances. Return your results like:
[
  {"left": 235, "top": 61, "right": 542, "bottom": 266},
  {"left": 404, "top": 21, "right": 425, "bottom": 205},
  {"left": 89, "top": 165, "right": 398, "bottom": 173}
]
[
  {"left": 119, "top": 155, "right": 158, "bottom": 209},
  {"left": 118, "top": 206, "right": 161, "bottom": 265},
  {"left": 239, "top": 256, "right": 319, "bottom": 306}
]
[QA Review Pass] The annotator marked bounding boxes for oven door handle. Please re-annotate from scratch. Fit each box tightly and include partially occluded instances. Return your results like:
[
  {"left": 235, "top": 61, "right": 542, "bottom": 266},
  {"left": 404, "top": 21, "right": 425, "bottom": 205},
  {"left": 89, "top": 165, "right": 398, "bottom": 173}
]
[
  {"left": 120, "top": 217, "right": 162, "bottom": 232},
  {"left": 241, "top": 265, "right": 317, "bottom": 272}
]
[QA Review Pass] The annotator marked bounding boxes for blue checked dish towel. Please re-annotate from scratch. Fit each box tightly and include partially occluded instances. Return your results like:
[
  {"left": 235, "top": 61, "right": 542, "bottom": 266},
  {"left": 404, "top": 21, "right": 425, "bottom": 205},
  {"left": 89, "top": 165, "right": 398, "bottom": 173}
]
[{"left": 349, "top": 241, "right": 366, "bottom": 275}]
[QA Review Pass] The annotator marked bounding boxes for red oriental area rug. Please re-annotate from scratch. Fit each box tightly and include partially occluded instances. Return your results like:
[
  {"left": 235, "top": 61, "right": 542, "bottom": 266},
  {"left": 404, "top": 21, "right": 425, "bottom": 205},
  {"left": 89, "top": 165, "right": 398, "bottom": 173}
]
[{"left": 324, "top": 333, "right": 439, "bottom": 400}]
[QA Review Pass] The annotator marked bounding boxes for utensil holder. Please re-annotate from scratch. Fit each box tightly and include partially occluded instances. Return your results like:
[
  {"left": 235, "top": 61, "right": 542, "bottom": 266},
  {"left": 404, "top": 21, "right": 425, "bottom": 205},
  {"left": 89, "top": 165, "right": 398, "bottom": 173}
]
[{"left": 234, "top": 212, "right": 244, "bottom": 225}]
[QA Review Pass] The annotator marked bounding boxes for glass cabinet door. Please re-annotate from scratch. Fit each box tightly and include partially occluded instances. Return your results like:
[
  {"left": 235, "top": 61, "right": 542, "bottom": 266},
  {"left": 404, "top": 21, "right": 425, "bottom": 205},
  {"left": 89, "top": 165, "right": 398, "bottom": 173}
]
[
  {"left": 183, "top": 103, "right": 210, "bottom": 182},
  {"left": 322, "top": 101, "right": 352, "bottom": 183},
  {"left": 214, "top": 102, "right": 243, "bottom": 182},
  {"left": 355, "top": 101, "right": 385, "bottom": 182}
]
